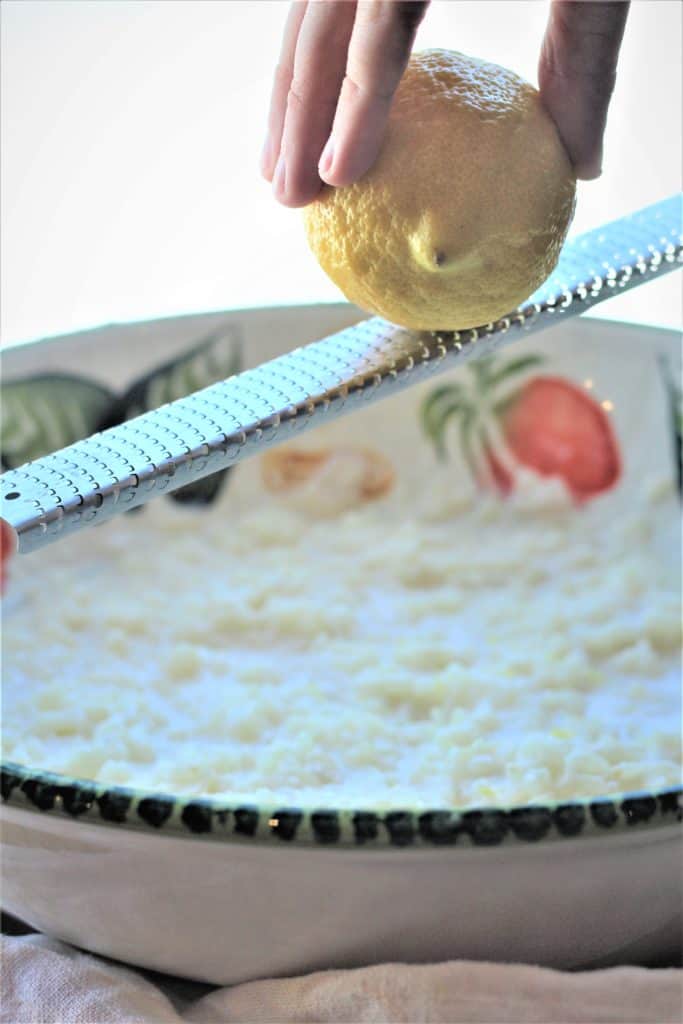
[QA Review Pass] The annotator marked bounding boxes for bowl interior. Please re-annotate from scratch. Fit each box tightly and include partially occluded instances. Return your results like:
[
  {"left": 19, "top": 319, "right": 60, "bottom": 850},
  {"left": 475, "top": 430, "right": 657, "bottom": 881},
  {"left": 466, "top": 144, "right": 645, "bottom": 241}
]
[{"left": 1, "top": 306, "right": 681, "bottom": 847}]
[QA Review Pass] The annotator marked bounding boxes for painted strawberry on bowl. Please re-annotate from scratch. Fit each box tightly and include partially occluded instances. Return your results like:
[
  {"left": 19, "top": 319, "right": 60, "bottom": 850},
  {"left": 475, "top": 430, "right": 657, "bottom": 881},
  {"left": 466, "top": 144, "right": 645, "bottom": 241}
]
[{"left": 421, "top": 354, "right": 622, "bottom": 502}]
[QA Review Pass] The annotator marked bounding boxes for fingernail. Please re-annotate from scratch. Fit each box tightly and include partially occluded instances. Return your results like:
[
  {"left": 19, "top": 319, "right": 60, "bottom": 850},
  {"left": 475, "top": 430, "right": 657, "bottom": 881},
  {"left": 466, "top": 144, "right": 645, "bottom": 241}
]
[
  {"left": 272, "top": 154, "right": 286, "bottom": 197},
  {"left": 318, "top": 136, "right": 335, "bottom": 177}
]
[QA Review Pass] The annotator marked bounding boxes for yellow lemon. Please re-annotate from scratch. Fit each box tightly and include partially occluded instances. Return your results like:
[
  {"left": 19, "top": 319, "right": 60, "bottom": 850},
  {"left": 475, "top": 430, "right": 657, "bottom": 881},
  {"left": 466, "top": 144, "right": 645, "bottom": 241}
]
[{"left": 304, "top": 49, "right": 576, "bottom": 331}]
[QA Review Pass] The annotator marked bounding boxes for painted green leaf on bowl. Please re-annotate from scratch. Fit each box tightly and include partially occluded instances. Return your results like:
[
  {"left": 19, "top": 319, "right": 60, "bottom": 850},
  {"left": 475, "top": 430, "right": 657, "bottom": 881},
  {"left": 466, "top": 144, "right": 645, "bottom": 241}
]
[
  {"left": 1, "top": 374, "right": 116, "bottom": 469},
  {"left": 1, "top": 325, "right": 242, "bottom": 507}
]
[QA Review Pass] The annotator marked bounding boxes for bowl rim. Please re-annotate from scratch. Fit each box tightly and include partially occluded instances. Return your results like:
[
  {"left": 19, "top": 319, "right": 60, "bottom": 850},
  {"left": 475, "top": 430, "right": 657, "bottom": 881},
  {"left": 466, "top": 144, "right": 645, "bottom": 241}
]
[{"left": 1, "top": 761, "right": 680, "bottom": 848}]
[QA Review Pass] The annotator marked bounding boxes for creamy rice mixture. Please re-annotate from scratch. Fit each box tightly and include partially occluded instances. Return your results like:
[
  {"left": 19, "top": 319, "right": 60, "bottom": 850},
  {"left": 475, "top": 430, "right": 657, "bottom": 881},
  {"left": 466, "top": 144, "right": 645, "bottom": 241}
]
[{"left": 2, "top": 392, "right": 681, "bottom": 809}]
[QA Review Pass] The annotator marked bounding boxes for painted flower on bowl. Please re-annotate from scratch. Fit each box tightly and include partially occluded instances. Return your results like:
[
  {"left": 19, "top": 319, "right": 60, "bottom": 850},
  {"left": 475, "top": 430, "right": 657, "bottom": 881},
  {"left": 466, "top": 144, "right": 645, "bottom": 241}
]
[
  {"left": 420, "top": 354, "right": 622, "bottom": 501},
  {"left": 261, "top": 445, "right": 395, "bottom": 517}
]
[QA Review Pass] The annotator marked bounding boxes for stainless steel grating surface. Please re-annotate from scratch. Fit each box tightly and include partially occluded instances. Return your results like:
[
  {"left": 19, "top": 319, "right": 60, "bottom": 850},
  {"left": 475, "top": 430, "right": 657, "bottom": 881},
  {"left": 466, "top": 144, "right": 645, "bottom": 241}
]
[{"left": 2, "top": 195, "right": 681, "bottom": 554}]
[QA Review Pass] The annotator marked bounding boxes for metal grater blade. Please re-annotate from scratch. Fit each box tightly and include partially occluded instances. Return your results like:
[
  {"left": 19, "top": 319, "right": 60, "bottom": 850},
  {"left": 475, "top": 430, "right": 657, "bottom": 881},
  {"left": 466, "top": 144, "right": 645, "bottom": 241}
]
[{"left": 2, "top": 194, "right": 682, "bottom": 555}]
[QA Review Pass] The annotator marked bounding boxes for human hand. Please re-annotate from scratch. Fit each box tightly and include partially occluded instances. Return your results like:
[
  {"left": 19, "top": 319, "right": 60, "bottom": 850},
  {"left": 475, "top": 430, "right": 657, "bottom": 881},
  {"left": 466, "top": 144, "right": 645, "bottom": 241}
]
[
  {"left": 261, "top": 1, "right": 428, "bottom": 207},
  {"left": 539, "top": 0, "right": 630, "bottom": 180},
  {"left": 0, "top": 519, "right": 16, "bottom": 594},
  {"left": 261, "top": 0, "right": 630, "bottom": 208}
]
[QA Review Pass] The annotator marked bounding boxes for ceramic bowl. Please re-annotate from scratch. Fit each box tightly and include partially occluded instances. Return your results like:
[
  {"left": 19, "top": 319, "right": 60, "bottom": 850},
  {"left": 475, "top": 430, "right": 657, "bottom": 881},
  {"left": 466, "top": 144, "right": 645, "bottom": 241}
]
[{"left": 1, "top": 304, "right": 681, "bottom": 984}]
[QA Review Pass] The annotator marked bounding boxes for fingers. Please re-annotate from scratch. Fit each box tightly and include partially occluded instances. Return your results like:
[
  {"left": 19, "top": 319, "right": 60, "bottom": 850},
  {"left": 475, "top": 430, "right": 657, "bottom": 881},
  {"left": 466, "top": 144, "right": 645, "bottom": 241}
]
[
  {"left": 539, "top": 0, "right": 630, "bottom": 179},
  {"left": 320, "top": 1, "right": 429, "bottom": 187},
  {"left": 278, "top": 0, "right": 359, "bottom": 206},
  {"left": 261, "top": 2, "right": 308, "bottom": 183},
  {"left": 263, "top": 1, "right": 428, "bottom": 207},
  {"left": 265, "top": 1, "right": 357, "bottom": 207}
]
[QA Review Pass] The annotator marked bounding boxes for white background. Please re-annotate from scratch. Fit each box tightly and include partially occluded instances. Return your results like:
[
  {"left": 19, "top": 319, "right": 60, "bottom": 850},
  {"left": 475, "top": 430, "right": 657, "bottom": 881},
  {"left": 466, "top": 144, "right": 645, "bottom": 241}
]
[{"left": 1, "top": 0, "right": 681, "bottom": 346}]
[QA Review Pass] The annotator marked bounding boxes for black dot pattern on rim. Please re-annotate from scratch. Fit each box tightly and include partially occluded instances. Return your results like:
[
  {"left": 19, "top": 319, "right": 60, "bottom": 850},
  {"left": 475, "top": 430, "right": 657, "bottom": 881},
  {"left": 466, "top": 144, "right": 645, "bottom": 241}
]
[
  {"left": 138, "top": 796, "right": 174, "bottom": 828},
  {"left": 311, "top": 811, "right": 341, "bottom": 844},
  {"left": 234, "top": 807, "right": 259, "bottom": 836},
  {"left": 1, "top": 768, "right": 24, "bottom": 802},
  {"left": 659, "top": 790, "right": 682, "bottom": 818},
  {"left": 21, "top": 779, "right": 57, "bottom": 811},
  {"left": 59, "top": 784, "right": 96, "bottom": 816},
  {"left": 97, "top": 791, "right": 132, "bottom": 823},
  {"left": 509, "top": 806, "right": 552, "bottom": 841},
  {"left": 270, "top": 809, "right": 302, "bottom": 841},
  {"left": 553, "top": 804, "right": 586, "bottom": 837},
  {"left": 463, "top": 809, "right": 509, "bottom": 845},
  {"left": 353, "top": 812, "right": 379, "bottom": 844},
  {"left": 590, "top": 800, "right": 619, "bottom": 828},
  {"left": 622, "top": 795, "right": 657, "bottom": 825},
  {"left": 418, "top": 811, "right": 460, "bottom": 845},
  {"left": 182, "top": 802, "right": 213, "bottom": 834},
  {"left": 384, "top": 812, "right": 415, "bottom": 846},
  {"left": 1, "top": 761, "right": 680, "bottom": 846}
]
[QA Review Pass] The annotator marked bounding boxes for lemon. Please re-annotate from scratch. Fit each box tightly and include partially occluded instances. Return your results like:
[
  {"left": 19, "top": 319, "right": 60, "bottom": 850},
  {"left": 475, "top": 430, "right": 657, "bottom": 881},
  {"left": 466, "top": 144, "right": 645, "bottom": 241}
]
[{"left": 304, "top": 49, "right": 576, "bottom": 331}]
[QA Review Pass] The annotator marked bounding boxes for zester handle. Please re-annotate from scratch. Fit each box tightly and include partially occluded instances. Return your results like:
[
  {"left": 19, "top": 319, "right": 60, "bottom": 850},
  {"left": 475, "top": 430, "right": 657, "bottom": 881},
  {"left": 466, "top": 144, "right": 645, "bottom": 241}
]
[{"left": 2, "top": 195, "right": 681, "bottom": 554}]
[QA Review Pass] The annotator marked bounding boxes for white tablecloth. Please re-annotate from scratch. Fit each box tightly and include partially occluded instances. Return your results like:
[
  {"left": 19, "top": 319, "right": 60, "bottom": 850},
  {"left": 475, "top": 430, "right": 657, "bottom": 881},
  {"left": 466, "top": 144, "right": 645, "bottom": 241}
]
[{"left": 2, "top": 933, "right": 681, "bottom": 1023}]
